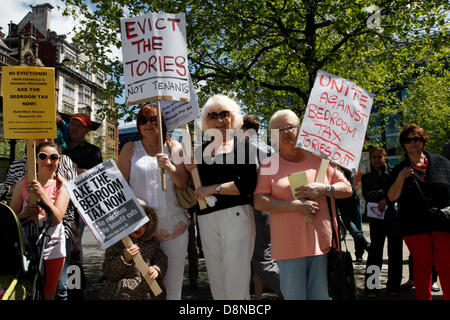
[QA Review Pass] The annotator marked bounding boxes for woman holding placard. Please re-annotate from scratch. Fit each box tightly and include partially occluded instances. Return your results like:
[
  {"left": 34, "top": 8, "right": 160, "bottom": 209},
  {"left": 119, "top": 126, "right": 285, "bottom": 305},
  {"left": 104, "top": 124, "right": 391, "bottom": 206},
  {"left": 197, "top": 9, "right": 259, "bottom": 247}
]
[
  {"left": 10, "top": 142, "right": 71, "bottom": 300},
  {"left": 253, "top": 109, "right": 352, "bottom": 300},
  {"left": 184, "top": 94, "right": 257, "bottom": 300},
  {"left": 117, "top": 104, "right": 189, "bottom": 300},
  {"left": 387, "top": 124, "right": 450, "bottom": 300}
]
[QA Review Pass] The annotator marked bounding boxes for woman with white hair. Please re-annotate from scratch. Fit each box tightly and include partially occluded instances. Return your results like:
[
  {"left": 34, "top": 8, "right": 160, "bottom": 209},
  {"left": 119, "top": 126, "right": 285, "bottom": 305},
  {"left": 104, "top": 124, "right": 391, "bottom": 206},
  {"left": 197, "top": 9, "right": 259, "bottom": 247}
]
[
  {"left": 254, "top": 109, "right": 352, "bottom": 300},
  {"left": 186, "top": 94, "right": 257, "bottom": 299}
]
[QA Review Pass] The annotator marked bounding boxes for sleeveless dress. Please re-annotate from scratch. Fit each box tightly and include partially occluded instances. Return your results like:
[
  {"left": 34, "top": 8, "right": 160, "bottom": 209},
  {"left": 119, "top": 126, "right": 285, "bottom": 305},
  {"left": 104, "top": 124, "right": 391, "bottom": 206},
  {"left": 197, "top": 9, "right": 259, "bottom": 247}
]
[
  {"left": 129, "top": 140, "right": 189, "bottom": 242},
  {"left": 22, "top": 179, "right": 66, "bottom": 260}
]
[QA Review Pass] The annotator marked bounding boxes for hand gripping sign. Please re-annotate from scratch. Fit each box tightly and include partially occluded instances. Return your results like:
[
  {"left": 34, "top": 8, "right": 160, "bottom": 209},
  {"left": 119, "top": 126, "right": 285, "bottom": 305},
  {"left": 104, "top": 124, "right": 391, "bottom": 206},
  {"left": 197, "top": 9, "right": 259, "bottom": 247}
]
[{"left": 65, "top": 159, "right": 162, "bottom": 295}]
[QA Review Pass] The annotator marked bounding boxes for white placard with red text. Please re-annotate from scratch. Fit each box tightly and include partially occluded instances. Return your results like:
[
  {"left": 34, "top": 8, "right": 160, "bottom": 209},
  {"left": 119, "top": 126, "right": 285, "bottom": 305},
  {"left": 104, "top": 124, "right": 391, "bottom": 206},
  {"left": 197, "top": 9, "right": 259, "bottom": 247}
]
[
  {"left": 121, "top": 12, "right": 189, "bottom": 105},
  {"left": 296, "top": 70, "right": 374, "bottom": 171}
]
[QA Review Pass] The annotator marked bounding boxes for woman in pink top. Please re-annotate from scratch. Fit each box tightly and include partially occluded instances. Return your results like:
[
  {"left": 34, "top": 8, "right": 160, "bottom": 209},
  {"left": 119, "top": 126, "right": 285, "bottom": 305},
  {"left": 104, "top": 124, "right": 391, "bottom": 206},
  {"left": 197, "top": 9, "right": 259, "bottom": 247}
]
[
  {"left": 10, "top": 142, "right": 70, "bottom": 300},
  {"left": 254, "top": 110, "right": 352, "bottom": 300}
]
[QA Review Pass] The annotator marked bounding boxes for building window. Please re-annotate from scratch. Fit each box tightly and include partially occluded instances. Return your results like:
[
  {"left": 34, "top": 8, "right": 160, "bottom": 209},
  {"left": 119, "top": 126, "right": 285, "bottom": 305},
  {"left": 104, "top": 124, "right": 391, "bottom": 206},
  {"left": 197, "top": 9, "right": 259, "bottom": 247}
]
[
  {"left": 107, "top": 126, "right": 116, "bottom": 140},
  {"left": 63, "top": 79, "right": 75, "bottom": 99},
  {"left": 78, "top": 86, "right": 91, "bottom": 105}
]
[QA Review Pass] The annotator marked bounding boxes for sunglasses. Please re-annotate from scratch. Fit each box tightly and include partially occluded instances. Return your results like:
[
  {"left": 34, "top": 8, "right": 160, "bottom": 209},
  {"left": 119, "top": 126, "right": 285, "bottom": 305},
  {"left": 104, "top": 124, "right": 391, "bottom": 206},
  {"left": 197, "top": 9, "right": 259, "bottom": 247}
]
[
  {"left": 137, "top": 115, "right": 157, "bottom": 125},
  {"left": 404, "top": 136, "right": 424, "bottom": 144},
  {"left": 207, "top": 111, "right": 230, "bottom": 120},
  {"left": 37, "top": 152, "right": 60, "bottom": 161}
]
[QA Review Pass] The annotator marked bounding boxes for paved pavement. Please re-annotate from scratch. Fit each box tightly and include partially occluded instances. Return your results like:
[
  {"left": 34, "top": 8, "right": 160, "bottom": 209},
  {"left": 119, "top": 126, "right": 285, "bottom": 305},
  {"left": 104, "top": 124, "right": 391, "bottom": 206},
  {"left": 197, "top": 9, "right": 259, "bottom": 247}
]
[{"left": 81, "top": 221, "right": 443, "bottom": 301}]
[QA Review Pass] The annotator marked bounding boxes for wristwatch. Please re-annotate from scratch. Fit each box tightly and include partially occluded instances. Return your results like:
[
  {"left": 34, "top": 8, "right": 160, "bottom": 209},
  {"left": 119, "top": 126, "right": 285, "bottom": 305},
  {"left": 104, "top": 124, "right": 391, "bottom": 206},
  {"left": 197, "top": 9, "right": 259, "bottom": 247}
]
[
  {"left": 215, "top": 184, "right": 221, "bottom": 194},
  {"left": 326, "top": 184, "right": 336, "bottom": 198}
]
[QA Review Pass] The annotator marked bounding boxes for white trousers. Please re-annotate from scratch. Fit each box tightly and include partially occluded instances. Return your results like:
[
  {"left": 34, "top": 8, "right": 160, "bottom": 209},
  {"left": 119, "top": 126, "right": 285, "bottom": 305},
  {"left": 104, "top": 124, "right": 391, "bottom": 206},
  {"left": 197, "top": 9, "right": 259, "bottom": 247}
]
[
  {"left": 159, "top": 228, "right": 189, "bottom": 300},
  {"left": 198, "top": 204, "right": 256, "bottom": 300}
]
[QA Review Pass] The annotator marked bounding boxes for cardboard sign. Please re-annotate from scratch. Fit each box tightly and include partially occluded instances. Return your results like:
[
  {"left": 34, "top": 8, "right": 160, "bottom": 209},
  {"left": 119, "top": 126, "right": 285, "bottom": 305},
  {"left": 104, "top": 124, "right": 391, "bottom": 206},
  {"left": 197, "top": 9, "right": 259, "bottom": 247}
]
[
  {"left": 296, "top": 70, "right": 374, "bottom": 171},
  {"left": 160, "top": 72, "right": 200, "bottom": 131},
  {"left": 121, "top": 12, "right": 189, "bottom": 105},
  {"left": 1, "top": 66, "right": 56, "bottom": 139},
  {"left": 65, "top": 159, "right": 149, "bottom": 249}
]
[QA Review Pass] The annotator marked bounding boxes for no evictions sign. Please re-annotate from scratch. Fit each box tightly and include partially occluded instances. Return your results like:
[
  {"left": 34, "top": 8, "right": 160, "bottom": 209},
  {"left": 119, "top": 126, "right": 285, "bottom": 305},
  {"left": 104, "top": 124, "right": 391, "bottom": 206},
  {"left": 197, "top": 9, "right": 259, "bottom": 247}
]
[
  {"left": 296, "top": 70, "right": 374, "bottom": 171},
  {"left": 1, "top": 66, "right": 56, "bottom": 139}
]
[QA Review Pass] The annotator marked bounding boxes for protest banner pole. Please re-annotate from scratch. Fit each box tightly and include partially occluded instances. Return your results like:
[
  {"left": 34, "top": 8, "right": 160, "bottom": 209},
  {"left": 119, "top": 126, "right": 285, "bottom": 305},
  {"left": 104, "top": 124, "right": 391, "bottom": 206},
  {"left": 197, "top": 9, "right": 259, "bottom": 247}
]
[
  {"left": 181, "top": 124, "right": 206, "bottom": 210},
  {"left": 26, "top": 139, "right": 39, "bottom": 224},
  {"left": 156, "top": 99, "right": 166, "bottom": 190},
  {"left": 121, "top": 236, "right": 162, "bottom": 296}
]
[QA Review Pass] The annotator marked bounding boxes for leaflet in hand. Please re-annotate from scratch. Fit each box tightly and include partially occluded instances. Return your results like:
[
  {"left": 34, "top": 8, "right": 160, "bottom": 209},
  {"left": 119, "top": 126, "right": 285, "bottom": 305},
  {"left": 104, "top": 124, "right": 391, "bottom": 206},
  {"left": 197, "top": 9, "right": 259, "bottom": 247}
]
[{"left": 367, "top": 202, "right": 387, "bottom": 220}]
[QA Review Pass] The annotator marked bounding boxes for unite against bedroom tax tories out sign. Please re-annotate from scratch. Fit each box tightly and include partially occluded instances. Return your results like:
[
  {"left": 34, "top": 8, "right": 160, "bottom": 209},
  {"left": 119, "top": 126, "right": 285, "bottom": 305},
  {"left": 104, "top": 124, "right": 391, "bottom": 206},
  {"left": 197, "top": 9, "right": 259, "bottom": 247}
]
[
  {"left": 121, "top": 12, "right": 189, "bottom": 105},
  {"left": 296, "top": 70, "right": 374, "bottom": 171}
]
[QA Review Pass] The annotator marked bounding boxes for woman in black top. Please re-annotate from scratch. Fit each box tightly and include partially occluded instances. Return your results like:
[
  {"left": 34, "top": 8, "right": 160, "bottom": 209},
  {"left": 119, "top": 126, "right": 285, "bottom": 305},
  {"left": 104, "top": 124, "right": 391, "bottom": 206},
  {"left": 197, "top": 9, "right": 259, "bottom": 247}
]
[
  {"left": 362, "top": 148, "right": 402, "bottom": 298},
  {"left": 387, "top": 124, "right": 450, "bottom": 300},
  {"left": 186, "top": 94, "right": 257, "bottom": 299}
]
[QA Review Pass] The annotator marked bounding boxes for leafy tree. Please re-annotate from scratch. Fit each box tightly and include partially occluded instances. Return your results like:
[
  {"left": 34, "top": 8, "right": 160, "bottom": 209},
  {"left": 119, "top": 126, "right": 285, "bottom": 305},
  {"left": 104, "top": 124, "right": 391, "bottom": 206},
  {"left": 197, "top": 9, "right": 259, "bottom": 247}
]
[
  {"left": 61, "top": 0, "right": 449, "bottom": 129},
  {"left": 398, "top": 69, "right": 450, "bottom": 154}
]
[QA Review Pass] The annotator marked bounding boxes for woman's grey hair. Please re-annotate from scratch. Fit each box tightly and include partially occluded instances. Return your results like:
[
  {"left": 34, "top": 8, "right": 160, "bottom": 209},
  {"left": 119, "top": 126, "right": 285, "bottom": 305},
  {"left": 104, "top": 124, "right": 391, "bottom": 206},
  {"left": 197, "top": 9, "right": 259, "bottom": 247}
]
[
  {"left": 268, "top": 109, "right": 300, "bottom": 130},
  {"left": 200, "top": 94, "right": 243, "bottom": 131}
]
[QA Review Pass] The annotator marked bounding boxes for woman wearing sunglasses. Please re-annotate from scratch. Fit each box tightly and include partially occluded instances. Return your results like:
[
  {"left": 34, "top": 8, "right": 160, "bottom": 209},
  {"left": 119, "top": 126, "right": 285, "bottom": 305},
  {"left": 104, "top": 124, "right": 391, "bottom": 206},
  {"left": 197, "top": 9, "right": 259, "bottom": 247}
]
[
  {"left": 387, "top": 124, "right": 450, "bottom": 300},
  {"left": 10, "top": 142, "right": 70, "bottom": 300},
  {"left": 185, "top": 94, "right": 257, "bottom": 299},
  {"left": 117, "top": 104, "right": 189, "bottom": 300}
]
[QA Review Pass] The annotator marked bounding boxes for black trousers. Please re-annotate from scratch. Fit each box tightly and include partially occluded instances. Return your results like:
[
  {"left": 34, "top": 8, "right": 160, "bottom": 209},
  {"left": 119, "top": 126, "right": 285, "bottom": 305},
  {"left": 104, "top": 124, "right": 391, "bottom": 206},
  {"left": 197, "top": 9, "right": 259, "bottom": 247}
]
[{"left": 365, "top": 218, "right": 403, "bottom": 292}]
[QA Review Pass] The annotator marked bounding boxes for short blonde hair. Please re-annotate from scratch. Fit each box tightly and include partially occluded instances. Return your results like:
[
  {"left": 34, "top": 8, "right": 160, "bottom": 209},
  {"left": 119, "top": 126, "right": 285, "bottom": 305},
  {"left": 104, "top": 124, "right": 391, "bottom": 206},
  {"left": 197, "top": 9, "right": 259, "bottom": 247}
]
[
  {"left": 200, "top": 94, "right": 243, "bottom": 131},
  {"left": 268, "top": 109, "right": 300, "bottom": 130}
]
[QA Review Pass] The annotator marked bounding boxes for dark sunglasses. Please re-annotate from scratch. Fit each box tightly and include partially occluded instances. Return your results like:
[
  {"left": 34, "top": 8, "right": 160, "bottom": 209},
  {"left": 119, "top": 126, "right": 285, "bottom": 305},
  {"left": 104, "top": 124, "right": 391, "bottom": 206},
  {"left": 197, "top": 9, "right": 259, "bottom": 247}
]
[
  {"left": 207, "top": 111, "right": 230, "bottom": 120},
  {"left": 37, "top": 152, "right": 60, "bottom": 161},
  {"left": 404, "top": 136, "right": 424, "bottom": 144},
  {"left": 137, "top": 115, "right": 157, "bottom": 125}
]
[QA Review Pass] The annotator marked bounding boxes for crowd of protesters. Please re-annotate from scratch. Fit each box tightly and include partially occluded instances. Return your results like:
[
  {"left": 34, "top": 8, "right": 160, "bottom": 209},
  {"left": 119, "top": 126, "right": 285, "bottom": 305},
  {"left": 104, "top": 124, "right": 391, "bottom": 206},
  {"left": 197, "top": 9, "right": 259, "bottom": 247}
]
[{"left": 1, "top": 94, "right": 449, "bottom": 301}]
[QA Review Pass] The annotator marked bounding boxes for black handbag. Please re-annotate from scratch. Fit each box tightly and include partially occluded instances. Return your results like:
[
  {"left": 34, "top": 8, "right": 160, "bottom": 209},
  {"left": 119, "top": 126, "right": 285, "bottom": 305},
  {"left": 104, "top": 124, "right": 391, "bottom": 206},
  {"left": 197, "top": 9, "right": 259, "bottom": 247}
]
[
  {"left": 413, "top": 179, "right": 450, "bottom": 230},
  {"left": 326, "top": 196, "right": 356, "bottom": 300}
]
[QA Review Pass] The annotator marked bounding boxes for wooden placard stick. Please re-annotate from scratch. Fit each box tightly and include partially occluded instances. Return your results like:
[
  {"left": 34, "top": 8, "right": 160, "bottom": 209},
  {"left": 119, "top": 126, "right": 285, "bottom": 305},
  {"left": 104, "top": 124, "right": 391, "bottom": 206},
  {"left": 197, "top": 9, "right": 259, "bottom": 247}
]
[
  {"left": 121, "top": 235, "right": 162, "bottom": 296},
  {"left": 306, "top": 157, "right": 330, "bottom": 224},
  {"left": 26, "top": 139, "right": 39, "bottom": 225},
  {"left": 181, "top": 124, "right": 206, "bottom": 210},
  {"left": 156, "top": 100, "right": 166, "bottom": 190}
]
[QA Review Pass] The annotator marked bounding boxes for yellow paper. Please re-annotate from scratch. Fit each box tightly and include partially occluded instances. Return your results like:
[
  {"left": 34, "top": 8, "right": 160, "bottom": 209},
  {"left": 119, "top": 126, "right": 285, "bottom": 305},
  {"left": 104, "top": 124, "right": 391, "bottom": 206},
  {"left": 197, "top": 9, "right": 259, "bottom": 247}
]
[
  {"left": 288, "top": 171, "right": 313, "bottom": 223},
  {"left": 2, "top": 66, "right": 56, "bottom": 139},
  {"left": 288, "top": 171, "right": 309, "bottom": 199}
]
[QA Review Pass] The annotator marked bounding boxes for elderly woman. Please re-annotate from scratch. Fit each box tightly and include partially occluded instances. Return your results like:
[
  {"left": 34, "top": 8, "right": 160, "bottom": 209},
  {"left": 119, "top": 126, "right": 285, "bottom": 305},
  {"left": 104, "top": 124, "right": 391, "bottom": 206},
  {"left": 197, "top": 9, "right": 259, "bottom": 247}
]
[
  {"left": 254, "top": 109, "right": 352, "bottom": 300},
  {"left": 387, "top": 124, "right": 450, "bottom": 300},
  {"left": 117, "top": 104, "right": 190, "bottom": 300},
  {"left": 187, "top": 94, "right": 257, "bottom": 299}
]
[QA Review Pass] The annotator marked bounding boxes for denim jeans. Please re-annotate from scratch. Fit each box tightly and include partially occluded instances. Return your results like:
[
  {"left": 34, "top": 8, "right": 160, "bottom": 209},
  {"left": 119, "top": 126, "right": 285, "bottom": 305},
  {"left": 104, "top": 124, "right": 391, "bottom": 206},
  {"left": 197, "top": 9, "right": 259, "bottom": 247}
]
[
  {"left": 278, "top": 254, "right": 329, "bottom": 300},
  {"left": 340, "top": 199, "right": 370, "bottom": 258},
  {"left": 55, "top": 236, "right": 72, "bottom": 300}
]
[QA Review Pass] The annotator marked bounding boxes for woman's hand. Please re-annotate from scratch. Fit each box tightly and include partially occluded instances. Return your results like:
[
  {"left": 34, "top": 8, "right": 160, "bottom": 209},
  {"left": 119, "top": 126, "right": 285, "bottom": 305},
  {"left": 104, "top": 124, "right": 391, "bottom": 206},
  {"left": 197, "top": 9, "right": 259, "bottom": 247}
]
[
  {"left": 123, "top": 244, "right": 140, "bottom": 263},
  {"left": 155, "top": 153, "right": 176, "bottom": 173},
  {"left": 148, "top": 266, "right": 159, "bottom": 279},
  {"left": 194, "top": 185, "right": 215, "bottom": 200},
  {"left": 378, "top": 199, "right": 387, "bottom": 212},
  {"left": 27, "top": 179, "right": 45, "bottom": 199},
  {"left": 295, "top": 183, "right": 327, "bottom": 200},
  {"left": 398, "top": 166, "right": 414, "bottom": 180},
  {"left": 291, "top": 198, "right": 320, "bottom": 217}
]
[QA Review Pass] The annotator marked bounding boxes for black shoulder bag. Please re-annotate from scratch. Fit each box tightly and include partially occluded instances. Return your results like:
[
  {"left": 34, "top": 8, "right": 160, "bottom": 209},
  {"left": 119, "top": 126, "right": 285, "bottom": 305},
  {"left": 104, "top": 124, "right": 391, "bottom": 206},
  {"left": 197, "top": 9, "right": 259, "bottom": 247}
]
[{"left": 326, "top": 196, "right": 356, "bottom": 300}]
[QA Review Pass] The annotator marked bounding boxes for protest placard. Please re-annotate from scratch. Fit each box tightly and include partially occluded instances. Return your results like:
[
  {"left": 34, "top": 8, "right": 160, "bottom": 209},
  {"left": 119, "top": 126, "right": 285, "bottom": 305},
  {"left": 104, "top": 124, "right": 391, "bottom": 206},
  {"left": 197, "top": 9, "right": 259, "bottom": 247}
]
[
  {"left": 160, "top": 72, "right": 200, "bottom": 131},
  {"left": 121, "top": 12, "right": 189, "bottom": 105},
  {"left": 296, "top": 70, "right": 374, "bottom": 171},
  {"left": 65, "top": 159, "right": 149, "bottom": 250},
  {"left": 1, "top": 66, "right": 56, "bottom": 139}
]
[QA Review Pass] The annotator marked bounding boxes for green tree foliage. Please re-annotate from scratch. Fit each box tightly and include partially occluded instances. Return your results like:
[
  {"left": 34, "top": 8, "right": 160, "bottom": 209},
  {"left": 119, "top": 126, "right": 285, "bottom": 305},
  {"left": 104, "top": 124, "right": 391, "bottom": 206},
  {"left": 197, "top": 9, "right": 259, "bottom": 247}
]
[
  {"left": 61, "top": 0, "right": 449, "bottom": 132},
  {"left": 398, "top": 69, "right": 450, "bottom": 154}
]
